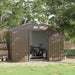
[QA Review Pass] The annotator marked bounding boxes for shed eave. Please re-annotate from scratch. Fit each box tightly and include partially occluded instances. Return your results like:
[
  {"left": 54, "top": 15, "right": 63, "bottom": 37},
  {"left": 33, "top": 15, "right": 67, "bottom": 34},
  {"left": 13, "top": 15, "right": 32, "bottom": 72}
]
[{"left": 7, "top": 23, "right": 38, "bottom": 31}]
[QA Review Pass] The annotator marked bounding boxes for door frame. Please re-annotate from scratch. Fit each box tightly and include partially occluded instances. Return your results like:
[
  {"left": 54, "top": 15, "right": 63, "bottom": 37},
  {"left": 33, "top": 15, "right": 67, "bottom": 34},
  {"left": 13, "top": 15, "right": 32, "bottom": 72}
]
[{"left": 28, "top": 30, "right": 49, "bottom": 61}]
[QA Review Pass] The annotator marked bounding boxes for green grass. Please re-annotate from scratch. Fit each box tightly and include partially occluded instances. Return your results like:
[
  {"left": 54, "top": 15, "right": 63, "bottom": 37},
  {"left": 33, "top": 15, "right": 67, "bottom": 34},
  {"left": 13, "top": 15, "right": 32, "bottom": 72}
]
[
  {"left": 0, "top": 64, "right": 75, "bottom": 75},
  {"left": 64, "top": 49, "right": 75, "bottom": 56}
]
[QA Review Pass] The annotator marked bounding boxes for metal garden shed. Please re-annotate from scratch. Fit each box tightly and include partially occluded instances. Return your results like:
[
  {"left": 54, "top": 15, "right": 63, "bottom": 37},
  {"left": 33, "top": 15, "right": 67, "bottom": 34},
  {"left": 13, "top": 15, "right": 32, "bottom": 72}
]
[{"left": 6, "top": 23, "right": 64, "bottom": 62}]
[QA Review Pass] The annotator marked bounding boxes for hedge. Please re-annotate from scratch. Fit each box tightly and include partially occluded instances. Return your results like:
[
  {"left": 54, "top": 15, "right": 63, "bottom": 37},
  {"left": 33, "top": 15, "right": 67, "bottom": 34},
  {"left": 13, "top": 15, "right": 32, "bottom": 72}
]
[{"left": 64, "top": 49, "right": 75, "bottom": 56}]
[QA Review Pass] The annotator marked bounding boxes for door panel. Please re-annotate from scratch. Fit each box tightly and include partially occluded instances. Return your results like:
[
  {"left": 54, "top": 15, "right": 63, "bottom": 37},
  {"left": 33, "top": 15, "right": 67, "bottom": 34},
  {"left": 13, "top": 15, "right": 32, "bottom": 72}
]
[
  {"left": 49, "top": 32, "right": 64, "bottom": 61},
  {"left": 9, "top": 28, "right": 29, "bottom": 62}
]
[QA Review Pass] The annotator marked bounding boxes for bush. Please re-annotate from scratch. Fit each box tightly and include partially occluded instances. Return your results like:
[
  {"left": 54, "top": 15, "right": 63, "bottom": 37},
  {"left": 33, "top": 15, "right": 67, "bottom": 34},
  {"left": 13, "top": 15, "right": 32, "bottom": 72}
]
[
  {"left": 0, "top": 39, "right": 6, "bottom": 44},
  {"left": 64, "top": 49, "right": 75, "bottom": 56},
  {"left": 0, "top": 47, "right": 7, "bottom": 50}
]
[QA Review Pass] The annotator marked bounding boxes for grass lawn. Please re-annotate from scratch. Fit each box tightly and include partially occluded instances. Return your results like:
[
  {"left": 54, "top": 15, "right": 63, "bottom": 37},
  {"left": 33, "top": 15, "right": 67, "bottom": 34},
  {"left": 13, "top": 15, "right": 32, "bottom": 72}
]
[{"left": 0, "top": 64, "right": 75, "bottom": 75}]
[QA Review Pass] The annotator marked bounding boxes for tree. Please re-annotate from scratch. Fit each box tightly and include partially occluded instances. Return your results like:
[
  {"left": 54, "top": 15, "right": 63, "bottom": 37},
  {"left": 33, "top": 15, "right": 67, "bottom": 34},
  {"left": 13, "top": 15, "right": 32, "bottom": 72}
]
[
  {"left": 0, "top": 0, "right": 75, "bottom": 42},
  {"left": 0, "top": 0, "right": 25, "bottom": 29},
  {"left": 0, "top": 0, "right": 11, "bottom": 29},
  {"left": 44, "top": 0, "right": 75, "bottom": 41},
  {"left": 0, "top": 0, "right": 47, "bottom": 29}
]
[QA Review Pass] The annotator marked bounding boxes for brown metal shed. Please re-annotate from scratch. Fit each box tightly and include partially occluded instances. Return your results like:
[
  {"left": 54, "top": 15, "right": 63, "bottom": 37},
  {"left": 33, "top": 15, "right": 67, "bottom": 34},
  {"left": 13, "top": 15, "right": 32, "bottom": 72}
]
[{"left": 7, "top": 23, "right": 64, "bottom": 62}]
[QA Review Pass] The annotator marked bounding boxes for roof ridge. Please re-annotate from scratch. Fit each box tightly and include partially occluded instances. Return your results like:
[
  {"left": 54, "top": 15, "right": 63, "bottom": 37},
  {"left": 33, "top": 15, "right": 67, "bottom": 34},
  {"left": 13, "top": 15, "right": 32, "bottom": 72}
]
[{"left": 7, "top": 23, "right": 37, "bottom": 31}]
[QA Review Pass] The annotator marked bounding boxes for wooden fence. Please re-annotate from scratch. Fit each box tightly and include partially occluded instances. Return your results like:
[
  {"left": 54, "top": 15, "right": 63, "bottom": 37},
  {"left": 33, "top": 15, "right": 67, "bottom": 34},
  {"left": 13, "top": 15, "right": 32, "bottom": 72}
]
[{"left": 0, "top": 50, "right": 8, "bottom": 57}]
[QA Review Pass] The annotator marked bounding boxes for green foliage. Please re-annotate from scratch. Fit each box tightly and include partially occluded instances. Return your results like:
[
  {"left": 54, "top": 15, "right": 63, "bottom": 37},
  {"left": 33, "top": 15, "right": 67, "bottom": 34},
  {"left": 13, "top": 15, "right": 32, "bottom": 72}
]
[
  {"left": 45, "top": 0, "right": 75, "bottom": 41},
  {"left": 0, "top": 47, "right": 7, "bottom": 50},
  {"left": 0, "top": 0, "right": 48, "bottom": 29},
  {"left": 0, "top": 0, "right": 75, "bottom": 41},
  {"left": 0, "top": 64, "right": 75, "bottom": 75},
  {"left": 64, "top": 49, "right": 75, "bottom": 56},
  {"left": 0, "top": 0, "right": 27, "bottom": 29}
]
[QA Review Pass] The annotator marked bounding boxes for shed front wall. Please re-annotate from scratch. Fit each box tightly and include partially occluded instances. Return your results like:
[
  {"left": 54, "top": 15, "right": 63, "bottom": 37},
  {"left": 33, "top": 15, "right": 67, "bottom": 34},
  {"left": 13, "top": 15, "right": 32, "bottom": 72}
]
[
  {"left": 8, "top": 27, "right": 29, "bottom": 62},
  {"left": 49, "top": 32, "right": 64, "bottom": 61},
  {"left": 8, "top": 24, "right": 49, "bottom": 62},
  {"left": 8, "top": 24, "right": 64, "bottom": 62}
]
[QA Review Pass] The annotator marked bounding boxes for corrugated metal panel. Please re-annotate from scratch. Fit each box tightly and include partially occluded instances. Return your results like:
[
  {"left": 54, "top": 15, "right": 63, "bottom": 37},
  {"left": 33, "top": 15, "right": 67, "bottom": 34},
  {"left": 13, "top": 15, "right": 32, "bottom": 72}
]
[
  {"left": 49, "top": 32, "right": 64, "bottom": 61},
  {"left": 8, "top": 27, "right": 29, "bottom": 62}
]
